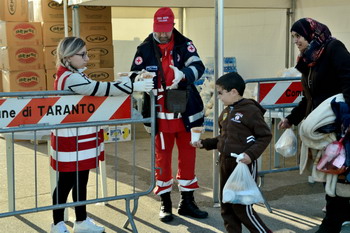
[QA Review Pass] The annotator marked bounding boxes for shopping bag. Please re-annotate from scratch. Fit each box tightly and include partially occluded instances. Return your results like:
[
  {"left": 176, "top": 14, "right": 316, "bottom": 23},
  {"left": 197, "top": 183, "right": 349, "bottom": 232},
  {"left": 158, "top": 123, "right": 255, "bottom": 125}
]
[
  {"left": 222, "top": 162, "right": 264, "bottom": 205},
  {"left": 275, "top": 128, "right": 297, "bottom": 157},
  {"left": 316, "top": 138, "right": 347, "bottom": 175}
]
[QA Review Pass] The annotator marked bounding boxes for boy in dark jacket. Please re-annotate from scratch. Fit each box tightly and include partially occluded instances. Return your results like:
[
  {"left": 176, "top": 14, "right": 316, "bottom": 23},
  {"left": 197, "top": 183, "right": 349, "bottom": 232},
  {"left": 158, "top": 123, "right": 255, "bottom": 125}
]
[{"left": 192, "top": 72, "right": 272, "bottom": 233}]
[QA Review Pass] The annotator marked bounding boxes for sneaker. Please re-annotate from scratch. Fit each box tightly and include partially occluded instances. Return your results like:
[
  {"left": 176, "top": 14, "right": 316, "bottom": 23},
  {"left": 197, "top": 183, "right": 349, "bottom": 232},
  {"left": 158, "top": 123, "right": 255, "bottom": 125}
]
[
  {"left": 341, "top": 222, "right": 350, "bottom": 233},
  {"left": 51, "top": 221, "right": 70, "bottom": 233},
  {"left": 73, "top": 217, "right": 105, "bottom": 233}
]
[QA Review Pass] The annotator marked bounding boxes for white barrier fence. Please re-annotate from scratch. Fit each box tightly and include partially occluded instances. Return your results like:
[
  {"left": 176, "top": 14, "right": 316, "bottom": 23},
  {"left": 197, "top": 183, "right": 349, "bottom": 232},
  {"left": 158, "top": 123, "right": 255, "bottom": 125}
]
[{"left": 0, "top": 90, "right": 156, "bottom": 233}]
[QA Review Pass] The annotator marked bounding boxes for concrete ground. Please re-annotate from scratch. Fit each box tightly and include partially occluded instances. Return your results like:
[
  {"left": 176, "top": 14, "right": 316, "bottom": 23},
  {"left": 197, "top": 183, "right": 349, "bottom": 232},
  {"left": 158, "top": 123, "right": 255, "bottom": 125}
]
[{"left": 0, "top": 124, "right": 326, "bottom": 233}]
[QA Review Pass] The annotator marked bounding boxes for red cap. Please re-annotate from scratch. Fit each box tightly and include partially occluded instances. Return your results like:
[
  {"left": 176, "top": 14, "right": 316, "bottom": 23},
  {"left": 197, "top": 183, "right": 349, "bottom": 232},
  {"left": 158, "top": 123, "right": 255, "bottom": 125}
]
[{"left": 153, "top": 7, "right": 174, "bottom": 32}]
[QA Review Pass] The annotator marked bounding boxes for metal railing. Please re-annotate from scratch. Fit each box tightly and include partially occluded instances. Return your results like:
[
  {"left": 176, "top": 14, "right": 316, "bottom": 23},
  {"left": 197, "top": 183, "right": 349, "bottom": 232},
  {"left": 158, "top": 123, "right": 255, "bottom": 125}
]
[
  {"left": 0, "top": 90, "right": 156, "bottom": 233},
  {"left": 245, "top": 77, "right": 302, "bottom": 176},
  {"left": 244, "top": 77, "right": 302, "bottom": 213}
]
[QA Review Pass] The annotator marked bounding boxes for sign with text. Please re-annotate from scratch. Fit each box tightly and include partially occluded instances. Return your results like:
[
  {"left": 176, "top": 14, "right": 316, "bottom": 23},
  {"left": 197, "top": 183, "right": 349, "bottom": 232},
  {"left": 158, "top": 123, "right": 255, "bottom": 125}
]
[
  {"left": 0, "top": 95, "right": 131, "bottom": 128},
  {"left": 259, "top": 81, "right": 303, "bottom": 105}
]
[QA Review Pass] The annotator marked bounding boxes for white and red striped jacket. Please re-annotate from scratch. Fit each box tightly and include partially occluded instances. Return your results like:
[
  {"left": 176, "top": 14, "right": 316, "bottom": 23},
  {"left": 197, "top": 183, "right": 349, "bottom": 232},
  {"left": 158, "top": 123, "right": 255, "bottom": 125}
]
[{"left": 50, "top": 66, "right": 132, "bottom": 172}]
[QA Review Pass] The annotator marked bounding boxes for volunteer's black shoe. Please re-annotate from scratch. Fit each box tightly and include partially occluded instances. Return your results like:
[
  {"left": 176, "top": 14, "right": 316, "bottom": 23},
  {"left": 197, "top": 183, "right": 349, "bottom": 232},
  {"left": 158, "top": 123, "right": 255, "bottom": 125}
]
[
  {"left": 178, "top": 191, "right": 208, "bottom": 219},
  {"left": 159, "top": 192, "right": 173, "bottom": 222}
]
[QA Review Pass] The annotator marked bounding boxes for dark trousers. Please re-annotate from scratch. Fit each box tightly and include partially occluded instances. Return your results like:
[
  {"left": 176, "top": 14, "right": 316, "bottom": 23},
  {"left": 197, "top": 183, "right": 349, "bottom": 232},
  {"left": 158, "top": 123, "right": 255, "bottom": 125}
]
[
  {"left": 221, "top": 202, "right": 271, "bottom": 233},
  {"left": 52, "top": 170, "right": 90, "bottom": 224},
  {"left": 317, "top": 194, "right": 350, "bottom": 233},
  {"left": 220, "top": 155, "right": 271, "bottom": 233}
]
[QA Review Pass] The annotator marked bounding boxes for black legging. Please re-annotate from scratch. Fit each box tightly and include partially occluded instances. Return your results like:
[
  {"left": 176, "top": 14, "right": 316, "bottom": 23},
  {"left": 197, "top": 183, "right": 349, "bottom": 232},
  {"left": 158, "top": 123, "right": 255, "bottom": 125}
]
[{"left": 52, "top": 170, "right": 90, "bottom": 224}]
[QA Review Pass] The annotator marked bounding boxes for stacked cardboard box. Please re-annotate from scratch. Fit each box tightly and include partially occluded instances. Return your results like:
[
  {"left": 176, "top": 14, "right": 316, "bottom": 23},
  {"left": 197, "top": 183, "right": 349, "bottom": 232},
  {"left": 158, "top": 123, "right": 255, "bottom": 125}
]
[
  {"left": 0, "top": 0, "right": 46, "bottom": 92},
  {"left": 30, "top": 0, "right": 70, "bottom": 90},
  {"left": 79, "top": 6, "right": 114, "bottom": 84},
  {"left": 29, "top": 1, "right": 114, "bottom": 90}
]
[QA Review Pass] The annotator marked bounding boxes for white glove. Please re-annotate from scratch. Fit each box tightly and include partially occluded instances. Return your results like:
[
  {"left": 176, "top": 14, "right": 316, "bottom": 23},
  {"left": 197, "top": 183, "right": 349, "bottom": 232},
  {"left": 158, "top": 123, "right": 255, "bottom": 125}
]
[
  {"left": 133, "top": 79, "right": 154, "bottom": 92},
  {"left": 144, "top": 125, "right": 151, "bottom": 134},
  {"left": 169, "top": 65, "right": 185, "bottom": 89}
]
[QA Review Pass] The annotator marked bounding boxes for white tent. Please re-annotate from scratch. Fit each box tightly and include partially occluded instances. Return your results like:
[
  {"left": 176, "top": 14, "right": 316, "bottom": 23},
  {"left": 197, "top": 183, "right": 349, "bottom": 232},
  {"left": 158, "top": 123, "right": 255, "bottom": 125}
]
[
  {"left": 64, "top": 0, "right": 350, "bottom": 203},
  {"left": 64, "top": 0, "right": 295, "bottom": 204}
]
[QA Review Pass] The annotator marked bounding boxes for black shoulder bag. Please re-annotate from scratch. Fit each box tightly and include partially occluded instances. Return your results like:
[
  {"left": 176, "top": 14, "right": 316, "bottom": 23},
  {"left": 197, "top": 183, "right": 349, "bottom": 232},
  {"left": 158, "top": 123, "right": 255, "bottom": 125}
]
[{"left": 153, "top": 41, "right": 188, "bottom": 113}]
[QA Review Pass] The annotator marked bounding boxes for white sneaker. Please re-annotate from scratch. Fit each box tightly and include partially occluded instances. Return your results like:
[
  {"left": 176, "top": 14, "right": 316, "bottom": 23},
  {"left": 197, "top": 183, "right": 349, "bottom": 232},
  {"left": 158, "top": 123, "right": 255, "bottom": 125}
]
[
  {"left": 50, "top": 221, "right": 70, "bottom": 233},
  {"left": 73, "top": 217, "right": 105, "bottom": 233}
]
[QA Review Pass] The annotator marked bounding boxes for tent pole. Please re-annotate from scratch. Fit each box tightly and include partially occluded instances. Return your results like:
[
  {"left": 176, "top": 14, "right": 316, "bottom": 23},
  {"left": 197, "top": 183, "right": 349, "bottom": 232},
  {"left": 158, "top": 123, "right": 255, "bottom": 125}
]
[
  {"left": 286, "top": 8, "right": 291, "bottom": 68},
  {"left": 179, "top": 8, "right": 184, "bottom": 34},
  {"left": 72, "top": 5, "right": 80, "bottom": 37},
  {"left": 63, "top": 0, "right": 68, "bottom": 37},
  {"left": 290, "top": 0, "right": 296, "bottom": 66},
  {"left": 213, "top": 0, "right": 224, "bottom": 207}
]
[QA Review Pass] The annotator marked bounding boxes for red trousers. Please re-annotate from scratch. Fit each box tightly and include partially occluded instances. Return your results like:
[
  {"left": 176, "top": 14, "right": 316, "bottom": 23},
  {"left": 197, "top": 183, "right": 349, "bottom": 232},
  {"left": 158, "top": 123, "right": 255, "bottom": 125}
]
[{"left": 153, "top": 130, "right": 199, "bottom": 195}]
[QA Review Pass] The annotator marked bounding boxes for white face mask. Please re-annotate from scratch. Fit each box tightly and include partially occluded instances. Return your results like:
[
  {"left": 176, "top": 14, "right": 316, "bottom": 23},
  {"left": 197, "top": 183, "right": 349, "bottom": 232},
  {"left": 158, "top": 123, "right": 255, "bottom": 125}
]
[{"left": 153, "top": 31, "right": 172, "bottom": 44}]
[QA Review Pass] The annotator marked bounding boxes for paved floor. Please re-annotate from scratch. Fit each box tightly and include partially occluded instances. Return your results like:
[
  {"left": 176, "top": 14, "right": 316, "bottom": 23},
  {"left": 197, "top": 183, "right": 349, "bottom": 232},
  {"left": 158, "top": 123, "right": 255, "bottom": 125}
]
[{"left": 0, "top": 124, "right": 326, "bottom": 232}]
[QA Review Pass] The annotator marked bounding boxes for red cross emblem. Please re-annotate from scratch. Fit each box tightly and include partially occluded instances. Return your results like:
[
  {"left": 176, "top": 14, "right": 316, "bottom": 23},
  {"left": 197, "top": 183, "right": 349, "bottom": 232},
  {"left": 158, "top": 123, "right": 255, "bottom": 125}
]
[
  {"left": 187, "top": 45, "right": 196, "bottom": 53},
  {"left": 134, "top": 56, "right": 143, "bottom": 65}
]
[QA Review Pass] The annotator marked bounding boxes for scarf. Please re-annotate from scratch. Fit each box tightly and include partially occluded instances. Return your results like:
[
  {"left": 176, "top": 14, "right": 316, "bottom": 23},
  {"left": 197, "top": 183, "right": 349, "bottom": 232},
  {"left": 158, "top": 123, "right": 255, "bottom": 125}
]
[
  {"left": 292, "top": 18, "right": 335, "bottom": 67},
  {"left": 157, "top": 34, "right": 175, "bottom": 87}
]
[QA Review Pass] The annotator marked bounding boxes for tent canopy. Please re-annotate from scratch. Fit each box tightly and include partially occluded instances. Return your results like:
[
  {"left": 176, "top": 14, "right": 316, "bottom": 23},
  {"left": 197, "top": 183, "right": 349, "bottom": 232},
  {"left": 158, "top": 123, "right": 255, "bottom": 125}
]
[{"left": 69, "top": 0, "right": 291, "bottom": 9}]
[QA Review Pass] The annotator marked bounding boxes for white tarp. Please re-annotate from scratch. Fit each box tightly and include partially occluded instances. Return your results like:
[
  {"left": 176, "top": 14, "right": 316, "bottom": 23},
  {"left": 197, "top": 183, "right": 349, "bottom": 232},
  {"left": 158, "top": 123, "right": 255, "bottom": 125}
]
[{"left": 68, "top": 0, "right": 291, "bottom": 9}]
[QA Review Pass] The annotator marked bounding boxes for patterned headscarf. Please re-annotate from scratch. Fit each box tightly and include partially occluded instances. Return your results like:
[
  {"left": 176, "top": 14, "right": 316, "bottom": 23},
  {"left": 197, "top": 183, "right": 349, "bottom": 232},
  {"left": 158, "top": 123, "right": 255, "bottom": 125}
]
[{"left": 291, "top": 18, "right": 335, "bottom": 66}]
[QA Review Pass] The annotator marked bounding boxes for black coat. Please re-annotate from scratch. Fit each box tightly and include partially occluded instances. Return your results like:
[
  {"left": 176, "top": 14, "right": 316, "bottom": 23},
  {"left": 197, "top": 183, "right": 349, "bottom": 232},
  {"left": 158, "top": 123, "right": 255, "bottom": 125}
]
[{"left": 287, "top": 39, "right": 350, "bottom": 126}]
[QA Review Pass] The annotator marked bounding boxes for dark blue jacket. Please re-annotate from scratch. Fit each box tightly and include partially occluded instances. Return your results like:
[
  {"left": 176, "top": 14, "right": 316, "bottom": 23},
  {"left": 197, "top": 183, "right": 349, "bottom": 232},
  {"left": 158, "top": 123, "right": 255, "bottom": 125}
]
[
  {"left": 331, "top": 98, "right": 350, "bottom": 167},
  {"left": 130, "top": 29, "right": 204, "bottom": 131}
]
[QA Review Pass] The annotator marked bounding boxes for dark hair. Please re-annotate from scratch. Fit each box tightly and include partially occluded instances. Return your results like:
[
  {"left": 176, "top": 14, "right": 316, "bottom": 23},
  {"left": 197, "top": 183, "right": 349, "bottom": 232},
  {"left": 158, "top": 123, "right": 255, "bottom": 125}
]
[
  {"left": 216, "top": 72, "right": 245, "bottom": 96},
  {"left": 56, "top": 36, "right": 86, "bottom": 69}
]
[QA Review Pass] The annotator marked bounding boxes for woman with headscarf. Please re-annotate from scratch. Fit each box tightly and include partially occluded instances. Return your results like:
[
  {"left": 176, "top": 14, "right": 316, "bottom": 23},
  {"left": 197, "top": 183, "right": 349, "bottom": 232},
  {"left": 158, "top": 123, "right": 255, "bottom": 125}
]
[{"left": 279, "top": 18, "right": 350, "bottom": 233}]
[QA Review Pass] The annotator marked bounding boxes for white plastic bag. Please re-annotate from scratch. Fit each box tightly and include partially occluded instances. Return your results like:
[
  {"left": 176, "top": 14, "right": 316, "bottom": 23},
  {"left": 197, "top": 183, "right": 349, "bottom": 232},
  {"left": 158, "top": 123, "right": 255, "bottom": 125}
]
[
  {"left": 275, "top": 128, "right": 297, "bottom": 157},
  {"left": 222, "top": 162, "right": 264, "bottom": 205}
]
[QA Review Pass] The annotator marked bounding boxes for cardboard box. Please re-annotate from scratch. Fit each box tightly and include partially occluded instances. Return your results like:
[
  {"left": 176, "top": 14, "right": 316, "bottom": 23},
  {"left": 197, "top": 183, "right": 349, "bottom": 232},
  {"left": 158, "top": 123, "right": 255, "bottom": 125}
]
[
  {"left": 86, "top": 50, "right": 100, "bottom": 69},
  {"left": 2, "top": 69, "right": 46, "bottom": 92},
  {"left": 79, "top": 6, "right": 111, "bottom": 23},
  {"left": 85, "top": 68, "right": 114, "bottom": 82},
  {"left": 0, "top": 70, "right": 2, "bottom": 92},
  {"left": 103, "top": 124, "right": 131, "bottom": 142},
  {"left": 30, "top": 0, "right": 72, "bottom": 22},
  {"left": 42, "top": 22, "right": 72, "bottom": 46},
  {"left": 87, "top": 50, "right": 100, "bottom": 61},
  {"left": 0, "top": 0, "right": 28, "bottom": 22},
  {"left": 86, "top": 61, "right": 100, "bottom": 69},
  {"left": 45, "top": 48, "right": 100, "bottom": 70},
  {"left": 0, "top": 22, "right": 42, "bottom": 46},
  {"left": 45, "top": 68, "right": 56, "bottom": 90},
  {"left": 87, "top": 45, "right": 114, "bottom": 68},
  {"left": 1, "top": 46, "right": 44, "bottom": 70},
  {"left": 43, "top": 46, "right": 57, "bottom": 69},
  {"left": 80, "top": 23, "right": 112, "bottom": 45},
  {"left": 46, "top": 67, "right": 114, "bottom": 91}
]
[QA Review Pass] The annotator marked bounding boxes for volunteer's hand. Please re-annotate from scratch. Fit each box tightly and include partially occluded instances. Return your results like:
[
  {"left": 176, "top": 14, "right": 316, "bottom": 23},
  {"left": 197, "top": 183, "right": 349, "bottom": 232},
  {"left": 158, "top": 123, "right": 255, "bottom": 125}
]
[
  {"left": 278, "top": 118, "right": 292, "bottom": 130},
  {"left": 191, "top": 140, "right": 203, "bottom": 148},
  {"left": 133, "top": 79, "right": 154, "bottom": 92},
  {"left": 169, "top": 65, "right": 185, "bottom": 89}
]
